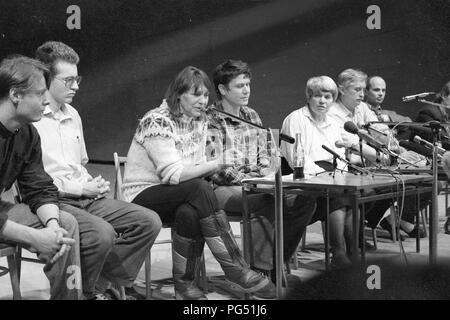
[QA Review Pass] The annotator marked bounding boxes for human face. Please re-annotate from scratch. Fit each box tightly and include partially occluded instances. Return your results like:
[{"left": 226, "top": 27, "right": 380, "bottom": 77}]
[
  {"left": 219, "top": 74, "right": 251, "bottom": 108},
  {"left": 48, "top": 61, "right": 80, "bottom": 105},
  {"left": 442, "top": 94, "right": 450, "bottom": 107},
  {"left": 179, "top": 84, "right": 209, "bottom": 118},
  {"left": 16, "top": 74, "right": 50, "bottom": 123},
  {"left": 308, "top": 90, "right": 334, "bottom": 118},
  {"left": 366, "top": 77, "right": 386, "bottom": 106},
  {"left": 339, "top": 80, "right": 366, "bottom": 110}
]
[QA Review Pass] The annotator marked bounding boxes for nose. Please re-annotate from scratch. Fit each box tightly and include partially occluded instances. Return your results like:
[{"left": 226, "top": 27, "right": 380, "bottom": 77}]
[
  {"left": 199, "top": 94, "right": 208, "bottom": 106},
  {"left": 70, "top": 81, "right": 79, "bottom": 91},
  {"left": 42, "top": 92, "right": 50, "bottom": 106}
]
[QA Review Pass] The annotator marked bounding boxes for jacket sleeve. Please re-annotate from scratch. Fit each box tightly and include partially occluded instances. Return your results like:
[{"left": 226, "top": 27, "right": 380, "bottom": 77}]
[{"left": 17, "top": 127, "right": 59, "bottom": 213}]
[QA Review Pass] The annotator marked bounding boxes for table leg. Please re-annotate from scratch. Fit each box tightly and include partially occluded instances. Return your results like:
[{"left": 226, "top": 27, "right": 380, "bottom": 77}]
[
  {"left": 351, "top": 192, "right": 359, "bottom": 265},
  {"left": 274, "top": 170, "right": 284, "bottom": 298},
  {"left": 325, "top": 189, "right": 330, "bottom": 271}
]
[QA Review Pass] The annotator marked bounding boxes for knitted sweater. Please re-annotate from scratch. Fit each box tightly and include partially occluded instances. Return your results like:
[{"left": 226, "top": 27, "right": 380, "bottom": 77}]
[{"left": 122, "top": 100, "right": 208, "bottom": 202}]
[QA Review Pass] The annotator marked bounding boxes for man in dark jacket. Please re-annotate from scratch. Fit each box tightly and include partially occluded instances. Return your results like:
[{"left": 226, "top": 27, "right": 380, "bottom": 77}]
[{"left": 0, "top": 55, "right": 82, "bottom": 299}]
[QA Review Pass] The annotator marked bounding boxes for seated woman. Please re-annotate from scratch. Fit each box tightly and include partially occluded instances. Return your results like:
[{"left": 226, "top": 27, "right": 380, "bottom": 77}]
[
  {"left": 281, "top": 75, "right": 353, "bottom": 268},
  {"left": 122, "top": 66, "right": 275, "bottom": 300}
]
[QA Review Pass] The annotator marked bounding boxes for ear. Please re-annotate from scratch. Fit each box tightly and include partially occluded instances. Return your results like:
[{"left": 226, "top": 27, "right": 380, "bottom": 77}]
[
  {"left": 9, "top": 89, "right": 21, "bottom": 105},
  {"left": 218, "top": 84, "right": 228, "bottom": 96}
]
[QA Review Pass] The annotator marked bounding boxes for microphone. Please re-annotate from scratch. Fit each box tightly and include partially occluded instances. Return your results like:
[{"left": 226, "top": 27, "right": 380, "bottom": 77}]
[
  {"left": 322, "top": 145, "right": 341, "bottom": 159},
  {"left": 399, "top": 140, "right": 432, "bottom": 158},
  {"left": 413, "top": 135, "right": 446, "bottom": 154},
  {"left": 343, "top": 121, "right": 386, "bottom": 150},
  {"left": 321, "top": 144, "right": 369, "bottom": 174},
  {"left": 401, "top": 92, "right": 435, "bottom": 102},
  {"left": 361, "top": 123, "right": 387, "bottom": 136}
]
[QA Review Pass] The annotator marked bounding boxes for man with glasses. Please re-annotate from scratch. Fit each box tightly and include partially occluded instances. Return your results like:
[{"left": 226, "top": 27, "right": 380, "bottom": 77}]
[
  {"left": 0, "top": 55, "right": 82, "bottom": 299},
  {"left": 33, "top": 41, "right": 162, "bottom": 300}
]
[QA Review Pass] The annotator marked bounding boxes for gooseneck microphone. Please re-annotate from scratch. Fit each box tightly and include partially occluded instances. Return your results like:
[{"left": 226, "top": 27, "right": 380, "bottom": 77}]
[
  {"left": 401, "top": 92, "right": 435, "bottom": 102},
  {"left": 343, "top": 121, "right": 385, "bottom": 150},
  {"left": 413, "top": 135, "right": 446, "bottom": 154},
  {"left": 321, "top": 144, "right": 369, "bottom": 174}
]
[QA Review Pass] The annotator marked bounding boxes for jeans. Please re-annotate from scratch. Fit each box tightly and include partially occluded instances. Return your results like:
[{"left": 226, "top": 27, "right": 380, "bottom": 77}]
[
  {"left": 214, "top": 186, "right": 316, "bottom": 270},
  {"left": 3, "top": 201, "right": 82, "bottom": 300},
  {"left": 59, "top": 197, "right": 161, "bottom": 296}
]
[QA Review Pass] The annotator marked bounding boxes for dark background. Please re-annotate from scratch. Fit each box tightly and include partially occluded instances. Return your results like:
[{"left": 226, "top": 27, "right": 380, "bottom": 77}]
[{"left": 0, "top": 0, "right": 448, "bottom": 160}]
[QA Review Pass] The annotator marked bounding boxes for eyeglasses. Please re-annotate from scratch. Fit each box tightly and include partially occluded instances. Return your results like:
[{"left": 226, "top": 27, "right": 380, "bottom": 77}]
[{"left": 55, "top": 76, "right": 82, "bottom": 88}]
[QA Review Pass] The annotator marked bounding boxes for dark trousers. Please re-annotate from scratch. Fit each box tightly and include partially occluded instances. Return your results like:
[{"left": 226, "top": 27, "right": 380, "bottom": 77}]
[{"left": 132, "top": 178, "right": 219, "bottom": 239}]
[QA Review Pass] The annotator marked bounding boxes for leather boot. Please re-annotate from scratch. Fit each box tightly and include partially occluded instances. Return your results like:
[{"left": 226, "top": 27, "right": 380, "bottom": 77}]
[
  {"left": 172, "top": 232, "right": 207, "bottom": 300},
  {"left": 199, "top": 210, "right": 275, "bottom": 299}
]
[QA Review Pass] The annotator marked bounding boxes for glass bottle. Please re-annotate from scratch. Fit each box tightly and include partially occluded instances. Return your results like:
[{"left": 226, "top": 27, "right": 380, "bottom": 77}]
[{"left": 293, "top": 133, "right": 305, "bottom": 180}]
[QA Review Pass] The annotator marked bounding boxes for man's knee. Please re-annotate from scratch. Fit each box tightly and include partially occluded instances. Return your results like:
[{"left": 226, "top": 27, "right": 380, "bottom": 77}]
[
  {"left": 82, "top": 219, "right": 115, "bottom": 254},
  {"left": 59, "top": 210, "right": 79, "bottom": 236}
]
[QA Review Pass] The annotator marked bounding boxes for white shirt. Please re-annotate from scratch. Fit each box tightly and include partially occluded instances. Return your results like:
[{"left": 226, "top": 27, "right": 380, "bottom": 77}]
[
  {"left": 328, "top": 100, "right": 391, "bottom": 164},
  {"left": 33, "top": 104, "right": 92, "bottom": 197},
  {"left": 280, "top": 106, "right": 346, "bottom": 175}
]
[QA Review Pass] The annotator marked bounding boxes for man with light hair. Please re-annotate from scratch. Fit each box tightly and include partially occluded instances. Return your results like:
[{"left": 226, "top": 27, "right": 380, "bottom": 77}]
[{"left": 0, "top": 55, "right": 81, "bottom": 299}]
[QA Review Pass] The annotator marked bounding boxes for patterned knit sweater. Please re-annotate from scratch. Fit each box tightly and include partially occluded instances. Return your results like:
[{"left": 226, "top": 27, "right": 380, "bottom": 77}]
[{"left": 122, "top": 100, "right": 208, "bottom": 202}]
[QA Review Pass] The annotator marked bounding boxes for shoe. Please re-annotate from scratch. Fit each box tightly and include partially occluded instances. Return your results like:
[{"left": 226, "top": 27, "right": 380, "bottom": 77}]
[
  {"left": 359, "top": 240, "right": 376, "bottom": 251},
  {"left": 330, "top": 252, "right": 352, "bottom": 270},
  {"left": 445, "top": 218, "right": 450, "bottom": 235},
  {"left": 250, "top": 277, "right": 276, "bottom": 300},
  {"left": 88, "top": 293, "right": 112, "bottom": 300},
  {"left": 125, "top": 286, "right": 145, "bottom": 300},
  {"left": 379, "top": 218, "right": 405, "bottom": 241},
  {"left": 104, "top": 288, "right": 137, "bottom": 300},
  {"left": 402, "top": 225, "right": 426, "bottom": 238}
]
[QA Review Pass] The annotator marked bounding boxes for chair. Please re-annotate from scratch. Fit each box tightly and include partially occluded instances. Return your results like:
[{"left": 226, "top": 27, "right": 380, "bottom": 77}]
[
  {"left": 113, "top": 152, "right": 208, "bottom": 300},
  {"left": 0, "top": 243, "right": 21, "bottom": 299},
  {"left": 0, "top": 181, "right": 44, "bottom": 300}
]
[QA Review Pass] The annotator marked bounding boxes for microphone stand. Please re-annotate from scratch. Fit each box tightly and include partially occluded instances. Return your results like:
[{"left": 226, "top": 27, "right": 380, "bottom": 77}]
[
  {"left": 427, "top": 121, "right": 441, "bottom": 265},
  {"left": 209, "top": 106, "right": 293, "bottom": 298}
]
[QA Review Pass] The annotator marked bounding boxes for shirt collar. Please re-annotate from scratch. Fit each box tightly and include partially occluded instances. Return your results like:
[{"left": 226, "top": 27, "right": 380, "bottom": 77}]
[
  {"left": 302, "top": 106, "right": 332, "bottom": 128},
  {"left": 212, "top": 100, "right": 250, "bottom": 123},
  {"left": 43, "top": 104, "right": 72, "bottom": 121}
]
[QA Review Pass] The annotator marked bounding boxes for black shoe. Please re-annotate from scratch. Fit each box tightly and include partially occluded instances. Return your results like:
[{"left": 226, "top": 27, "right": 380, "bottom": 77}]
[
  {"left": 359, "top": 240, "right": 376, "bottom": 251},
  {"left": 125, "top": 286, "right": 146, "bottom": 300},
  {"left": 402, "top": 225, "right": 426, "bottom": 238},
  {"left": 379, "top": 218, "right": 405, "bottom": 241},
  {"left": 104, "top": 288, "right": 138, "bottom": 300},
  {"left": 445, "top": 218, "right": 450, "bottom": 235}
]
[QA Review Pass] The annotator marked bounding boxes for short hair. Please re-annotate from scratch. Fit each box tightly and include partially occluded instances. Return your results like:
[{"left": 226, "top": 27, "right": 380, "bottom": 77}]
[
  {"left": 213, "top": 59, "right": 251, "bottom": 98},
  {"left": 164, "top": 66, "right": 212, "bottom": 116},
  {"left": 436, "top": 80, "right": 450, "bottom": 103},
  {"left": 305, "top": 76, "right": 338, "bottom": 101},
  {"left": 35, "top": 41, "right": 79, "bottom": 79},
  {"left": 366, "top": 75, "right": 385, "bottom": 90},
  {"left": 337, "top": 68, "right": 367, "bottom": 89},
  {"left": 0, "top": 55, "right": 49, "bottom": 101}
]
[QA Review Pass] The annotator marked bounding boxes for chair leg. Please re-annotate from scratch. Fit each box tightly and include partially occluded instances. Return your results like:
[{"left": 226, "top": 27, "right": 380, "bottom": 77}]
[
  {"left": 16, "top": 246, "right": 22, "bottom": 282},
  {"left": 371, "top": 228, "right": 378, "bottom": 250},
  {"left": 420, "top": 209, "right": 428, "bottom": 238},
  {"left": 291, "top": 245, "right": 299, "bottom": 270},
  {"left": 145, "top": 250, "right": 152, "bottom": 300},
  {"left": 199, "top": 252, "right": 208, "bottom": 294},
  {"left": 7, "top": 254, "right": 21, "bottom": 300},
  {"left": 388, "top": 208, "right": 397, "bottom": 243}
]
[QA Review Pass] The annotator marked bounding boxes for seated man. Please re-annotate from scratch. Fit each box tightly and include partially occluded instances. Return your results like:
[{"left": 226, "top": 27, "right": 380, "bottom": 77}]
[
  {"left": 365, "top": 75, "right": 412, "bottom": 141},
  {"left": 329, "top": 69, "right": 425, "bottom": 241},
  {"left": 0, "top": 55, "right": 81, "bottom": 299},
  {"left": 206, "top": 59, "right": 316, "bottom": 281},
  {"left": 365, "top": 75, "right": 426, "bottom": 239},
  {"left": 33, "top": 41, "right": 162, "bottom": 300}
]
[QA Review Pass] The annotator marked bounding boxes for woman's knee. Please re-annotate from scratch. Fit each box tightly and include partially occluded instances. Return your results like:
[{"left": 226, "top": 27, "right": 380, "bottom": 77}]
[{"left": 174, "top": 203, "right": 202, "bottom": 238}]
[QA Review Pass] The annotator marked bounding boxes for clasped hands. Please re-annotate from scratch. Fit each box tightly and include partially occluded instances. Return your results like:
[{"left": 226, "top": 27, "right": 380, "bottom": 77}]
[{"left": 82, "top": 175, "right": 111, "bottom": 199}]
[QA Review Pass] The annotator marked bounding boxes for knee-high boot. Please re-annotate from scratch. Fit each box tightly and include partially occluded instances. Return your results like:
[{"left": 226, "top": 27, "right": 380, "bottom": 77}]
[
  {"left": 199, "top": 210, "right": 275, "bottom": 298},
  {"left": 172, "top": 232, "right": 207, "bottom": 300}
]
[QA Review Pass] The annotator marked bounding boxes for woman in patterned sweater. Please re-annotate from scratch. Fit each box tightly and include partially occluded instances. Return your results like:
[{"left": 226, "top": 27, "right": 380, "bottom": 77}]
[{"left": 122, "top": 66, "right": 275, "bottom": 300}]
